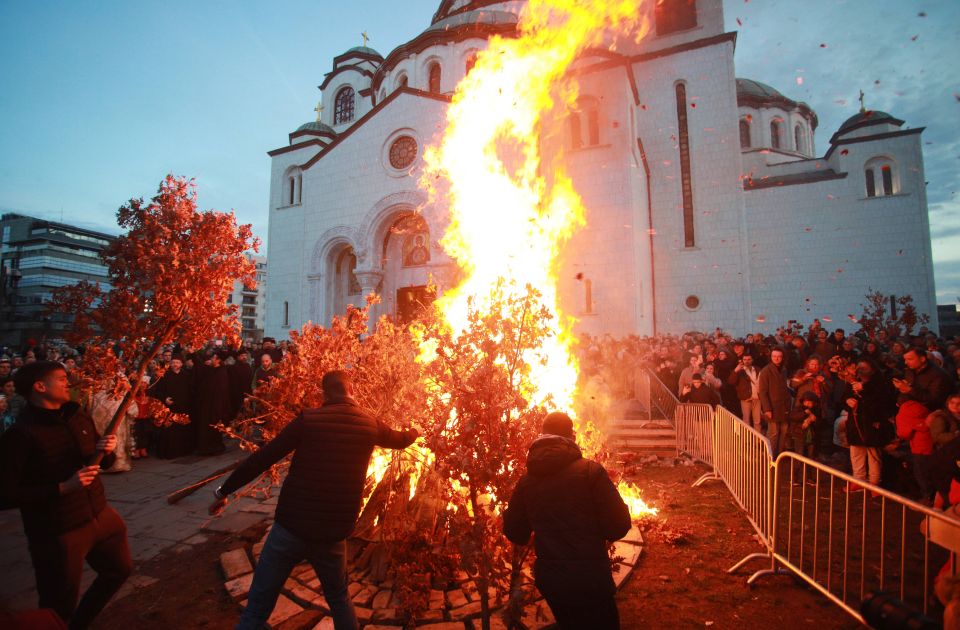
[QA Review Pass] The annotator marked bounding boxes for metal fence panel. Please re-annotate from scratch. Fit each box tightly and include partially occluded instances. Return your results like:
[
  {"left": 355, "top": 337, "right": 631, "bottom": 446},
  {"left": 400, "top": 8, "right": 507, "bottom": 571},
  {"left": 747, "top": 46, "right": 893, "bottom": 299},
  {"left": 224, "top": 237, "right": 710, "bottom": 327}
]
[{"left": 674, "top": 403, "right": 714, "bottom": 466}]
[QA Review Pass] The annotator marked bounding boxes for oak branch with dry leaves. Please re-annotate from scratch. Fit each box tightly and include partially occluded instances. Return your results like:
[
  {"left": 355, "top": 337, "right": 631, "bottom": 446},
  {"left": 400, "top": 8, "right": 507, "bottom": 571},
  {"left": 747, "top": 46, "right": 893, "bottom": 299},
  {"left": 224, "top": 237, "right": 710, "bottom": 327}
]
[{"left": 48, "top": 175, "right": 259, "bottom": 465}]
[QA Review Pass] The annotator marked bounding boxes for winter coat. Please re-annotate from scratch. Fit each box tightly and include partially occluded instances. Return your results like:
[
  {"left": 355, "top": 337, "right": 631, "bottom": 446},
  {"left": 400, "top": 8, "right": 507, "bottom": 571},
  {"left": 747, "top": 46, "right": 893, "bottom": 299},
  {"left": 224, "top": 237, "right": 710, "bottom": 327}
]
[
  {"left": 900, "top": 363, "right": 953, "bottom": 410},
  {"left": 149, "top": 368, "right": 193, "bottom": 414},
  {"left": 219, "top": 395, "right": 417, "bottom": 543},
  {"left": 896, "top": 401, "right": 933, "bottom": 455},
  {"left": 727, "top": 366, "right": 759, "bottom": 401},
  {"left": 503, "top": 435, "right": 631, "bottom": 598},
  {"left": 681, "top": 383, "right": 720, "bottom": 405},
  {"left": 759, "top": 362, "right": 792, "bottom": 423},
  {"left": 846, "top": 377, "right": 896, "bottom": 447},
  {"left": 0, "top": 402, "right": 117, "bottom": 538}
]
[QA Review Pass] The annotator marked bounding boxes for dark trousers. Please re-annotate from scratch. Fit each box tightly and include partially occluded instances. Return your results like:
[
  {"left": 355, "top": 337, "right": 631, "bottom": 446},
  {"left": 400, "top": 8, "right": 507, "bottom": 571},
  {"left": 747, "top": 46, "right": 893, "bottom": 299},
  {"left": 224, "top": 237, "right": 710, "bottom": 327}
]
[
  {"left": 542, "top": 590, "right": 620, "bottom": 630},
  {"left": 28, "top": 505, "right": 132, "bottom": 630}
]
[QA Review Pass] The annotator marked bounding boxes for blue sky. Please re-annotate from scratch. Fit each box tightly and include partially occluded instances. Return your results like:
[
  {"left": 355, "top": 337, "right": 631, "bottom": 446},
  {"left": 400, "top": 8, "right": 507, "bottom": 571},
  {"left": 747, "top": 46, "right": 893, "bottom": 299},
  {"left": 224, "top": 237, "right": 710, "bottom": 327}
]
[{"left": 1, "top": 0, "right": 958, "bottom": 303}]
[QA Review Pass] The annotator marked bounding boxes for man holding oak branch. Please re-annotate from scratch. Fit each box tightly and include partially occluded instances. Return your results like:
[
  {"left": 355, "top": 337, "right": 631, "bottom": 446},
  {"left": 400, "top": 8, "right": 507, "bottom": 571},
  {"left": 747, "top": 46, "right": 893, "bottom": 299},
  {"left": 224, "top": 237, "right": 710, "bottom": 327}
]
[{"left": 0, "top": 361, "right": 132, "bottom": 629}]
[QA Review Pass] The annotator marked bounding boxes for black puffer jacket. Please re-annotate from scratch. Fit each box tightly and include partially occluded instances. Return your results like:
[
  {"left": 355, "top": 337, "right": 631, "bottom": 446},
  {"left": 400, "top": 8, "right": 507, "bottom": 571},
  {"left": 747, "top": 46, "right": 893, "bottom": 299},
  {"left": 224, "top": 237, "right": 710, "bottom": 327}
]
[
  {"left": 219, "top": 396, "right": 417, "bottom": 543},
  {"left": 503, "top": 435, "right": 631, "bottom": 597},
  {"left": 0, "top": 402, "right": 116, "bottom": 538}
]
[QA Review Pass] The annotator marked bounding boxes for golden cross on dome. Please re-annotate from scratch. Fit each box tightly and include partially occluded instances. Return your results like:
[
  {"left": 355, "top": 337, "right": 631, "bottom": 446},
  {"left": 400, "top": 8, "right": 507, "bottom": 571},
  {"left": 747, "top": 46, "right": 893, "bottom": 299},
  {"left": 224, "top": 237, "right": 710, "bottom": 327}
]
[
  {"left": 361, "top": 31, "right": 370, "bottom": 47},
  {"left": 858, "top": 89, "right": 866, "bottom": 113},
  {"left": 314, "top": 101, "right": 323, "bottom": 122}
]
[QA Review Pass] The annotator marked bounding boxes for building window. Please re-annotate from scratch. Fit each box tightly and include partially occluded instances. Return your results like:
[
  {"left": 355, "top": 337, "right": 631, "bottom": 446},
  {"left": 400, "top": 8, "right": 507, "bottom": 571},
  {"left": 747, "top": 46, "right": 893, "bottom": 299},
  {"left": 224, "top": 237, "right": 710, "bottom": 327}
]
[
  {"left": 288, "top": 176, "right": 295, "bottom": 205},
  {"left": 865, "top": 157, "right": 898, "bottom": 197},
  {"left": 297, "top": 174, "right": 303, "bottom": 204},
  {"left": 684, "top": 295, "right": 701, "bottom": 311},
  {"left": 428, "top": 63, "right": 442, "bottom": 94},
  {"left": 739, "top": 119, "right": 751, "bottom": 148},
  {"left": 655, "top": 0, "right": 697, "bottom": 36},
  {"left": 569, "top": 98, "right": 600, "bottom": 149},
  {"left": 465, "top": 53, "right": 477, "bottom": 75},
  {"left": 794, "top": 124, "right": 804, "bottom": 154},
  {"left": 334, "top": 86, "right": 355, "bottom": 124},
  {"left": 283, "top": 301, "right": 290, "bottom": 327},
  {"left": 770, "top": 119, "right": 782, "bottom": 149},
  {"left": 675, "top": 83, "right": 695, "bottom": 248}
]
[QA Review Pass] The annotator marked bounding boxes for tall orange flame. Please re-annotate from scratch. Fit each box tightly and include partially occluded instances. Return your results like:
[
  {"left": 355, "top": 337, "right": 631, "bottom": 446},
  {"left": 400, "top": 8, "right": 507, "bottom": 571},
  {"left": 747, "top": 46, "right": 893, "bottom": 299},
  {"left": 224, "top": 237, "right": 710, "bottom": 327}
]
[{"left": 422, "top": 0, "right": 649, "bottom": 410}]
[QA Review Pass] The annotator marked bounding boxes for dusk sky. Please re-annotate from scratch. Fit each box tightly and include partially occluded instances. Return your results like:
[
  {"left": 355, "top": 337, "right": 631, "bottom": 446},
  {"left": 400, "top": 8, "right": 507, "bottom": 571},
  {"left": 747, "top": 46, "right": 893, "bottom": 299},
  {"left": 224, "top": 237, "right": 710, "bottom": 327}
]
[{"left": 1, "top": 1, "right": 958, "bottom": 304}]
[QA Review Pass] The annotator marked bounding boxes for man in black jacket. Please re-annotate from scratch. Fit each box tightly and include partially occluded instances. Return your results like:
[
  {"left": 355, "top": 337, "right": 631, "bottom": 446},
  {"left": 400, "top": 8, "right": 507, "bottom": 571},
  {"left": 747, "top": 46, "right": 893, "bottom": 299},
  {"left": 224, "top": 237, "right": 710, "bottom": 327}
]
[
  {"left": 0, "top": 361, "right": 131, "bottom": 629},
  {"left": 895, "top": 348, "right": 953, "bottom": 410},
  {"left": 503, "top": 412, "right": 631, "bottom": 630},
  {"left": 209, "top": 370, "right": 418, "bottom": 630}
]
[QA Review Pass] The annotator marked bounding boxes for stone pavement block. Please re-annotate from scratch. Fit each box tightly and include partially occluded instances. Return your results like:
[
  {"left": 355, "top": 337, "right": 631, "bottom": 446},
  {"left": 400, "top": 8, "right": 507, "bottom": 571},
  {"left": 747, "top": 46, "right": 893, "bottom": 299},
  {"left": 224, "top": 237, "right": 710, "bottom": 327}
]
[
  {"left": 286, "top": 583, "right": 319, "bottom": 606},
  {"left": 372, "top": 607, "right": 400, "bottom": 623},
  {"left": 351, "top": 585, "right": 376, "bottom": 607},
  {"left": 225, "top": 573, "right": 255, "bottom": 601},
  {"left": 203, "top": 510, "right": 266, "bottom": 534},
  {"left": 239, "top": 503, "right": 275, "bottom": 514},
  {"left": 354, "top": 606, "right": 373, "bottom": 623},
  {"left": 372, "top": 589, "right": 392, "bottom": 609},
  {"left": 449, "top": 601, "right": 482, "bottom": 620},
  {"left": 311, "top": 618, "right": 334, "bottom": 630},
  {"left": 445, "top": 588, "right": 467, "bottom": 608},
  {"left": 184, "top": 533, "right": 210, "bottom": 545},
  {"left": 622, "top": 525, "right": 643, "bottom": 545},
  {"left": 220, "top": 548, "right": 253, "bottom": 579},
  {"left": 365, "top": 625, "right": 403, "bottom": 630},
  {"left": 126, "top": 536, "right": 171, "bottom": 563},
  {"left": 428, "top": 589, "right": 444, "bottom": 609},
  {"left": 276, "top": 609, "right": 322, "bottom": 630},
  {"left": 416, "top": 623, "right": 465, "bottom": 630},
  {"left": 415, "top": 609, "right": 444, "bottom": 623},
  {"left": 266, "top": 594, "right": 302, "bottom": 627},
  {"left": 613, "top": 541, "right": 640, "bottom": 567},
  {"left": 347, "top": 582, "right": 363, "bottom": 598},
  {"left": 308, "top": 593, "right": 329, "bottom": 613}
]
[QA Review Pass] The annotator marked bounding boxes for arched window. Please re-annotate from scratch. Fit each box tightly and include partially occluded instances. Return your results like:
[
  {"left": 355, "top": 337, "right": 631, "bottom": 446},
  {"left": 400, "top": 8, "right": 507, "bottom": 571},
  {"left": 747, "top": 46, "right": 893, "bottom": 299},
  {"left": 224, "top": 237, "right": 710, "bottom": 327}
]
[
  {"left": 465, "top": 53, "right": 477, "bottom": 75},
  {"left": 676, "top": 82, "right": 695, "bottom": 247},
  {"left": 288, "top": 176, "right": 295, "bottom": 205},
  {"left": 739, "top": 119, "right": 751, "bottom": 148},
  {"left": 865, "top": 157, "right": 898, "bottom": 197},
  {"left": 655, "top": 0, "right": 698, "bottom": 35},
  {"left": 794, "top": 124, "right": 804, "bottom": 154},
  {"left": 283, "top": 301, "right": 290, "bottom": 327},
  {"left": 770, "top": 119, "right": 782, "bottom": 149},
  {"left": 284, "top": 168, "right": 302, "bottom": 206},
  {"left": 334, "top": 86, "right": 355, "bottom": 125},
  {"left": 569, "top": 97, "right": 600, "bottom": 149},
  {"left": 396, "top": 74, "right": 408, "bottom": 91},
  {"left": 428, "top": 63, "right": 442, "bottom": 94},
  {"left": 297, "top": 174, "right": 303, "bottom": 204}
]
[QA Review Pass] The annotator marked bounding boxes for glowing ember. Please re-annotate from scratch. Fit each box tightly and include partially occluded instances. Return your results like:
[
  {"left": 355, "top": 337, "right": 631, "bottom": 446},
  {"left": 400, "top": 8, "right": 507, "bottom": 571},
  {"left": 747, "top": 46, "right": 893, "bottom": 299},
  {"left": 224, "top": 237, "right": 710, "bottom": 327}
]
[
  {"left": 618, "top": 480, "right": 659, "bottom": 518},
  {"left": 422, "top": 0, "right": 650, "bottom": 410}
]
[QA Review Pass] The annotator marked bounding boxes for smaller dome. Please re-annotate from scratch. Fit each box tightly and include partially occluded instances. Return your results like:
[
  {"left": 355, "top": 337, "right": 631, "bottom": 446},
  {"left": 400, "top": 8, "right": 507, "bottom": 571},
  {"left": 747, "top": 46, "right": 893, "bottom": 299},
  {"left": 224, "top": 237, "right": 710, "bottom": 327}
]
[
  {"left": 428, "top": 9, "right": 518, "bottom": 32},
  {"left": 736, "top": 78, "right": 787, "bottom": 101},
  {"left": 296, "top": 121, "right": 336, "bottom": 135},
  {"left": 344, "top": 46, "right": 383, "bottom": 59},
  {"left": 836, "top": 110, "right": 901, "bottom": 135}
]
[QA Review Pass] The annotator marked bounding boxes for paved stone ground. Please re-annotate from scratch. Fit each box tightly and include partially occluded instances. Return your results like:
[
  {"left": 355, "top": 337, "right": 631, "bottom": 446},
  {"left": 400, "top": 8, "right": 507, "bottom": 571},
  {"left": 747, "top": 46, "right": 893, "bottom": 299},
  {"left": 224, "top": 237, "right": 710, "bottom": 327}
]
[{"left": 0, "top": 440, "right": 271, "bottom": 614}]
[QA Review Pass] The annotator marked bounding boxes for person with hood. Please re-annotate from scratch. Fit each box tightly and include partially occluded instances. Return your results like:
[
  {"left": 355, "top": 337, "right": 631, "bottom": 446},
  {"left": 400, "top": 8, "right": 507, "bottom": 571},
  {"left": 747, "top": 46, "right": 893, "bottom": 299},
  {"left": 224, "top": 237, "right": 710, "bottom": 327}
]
[
  {"left": 788, "top": 391, "right": 822, "bottom": 458},
  {"left": 503, "top": 411, "right": 631, "bottom": 630},
  {"left": 680, "top": 373, "right": 721, "bottom": 406}
]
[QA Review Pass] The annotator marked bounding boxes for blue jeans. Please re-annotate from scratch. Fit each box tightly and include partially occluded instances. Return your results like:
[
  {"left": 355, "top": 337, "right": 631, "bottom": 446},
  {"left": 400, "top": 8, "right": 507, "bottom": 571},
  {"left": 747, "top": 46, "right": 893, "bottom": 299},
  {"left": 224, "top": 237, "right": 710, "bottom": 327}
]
[{"left": 236, "top": 522, "right": 357, "bottom": 630}]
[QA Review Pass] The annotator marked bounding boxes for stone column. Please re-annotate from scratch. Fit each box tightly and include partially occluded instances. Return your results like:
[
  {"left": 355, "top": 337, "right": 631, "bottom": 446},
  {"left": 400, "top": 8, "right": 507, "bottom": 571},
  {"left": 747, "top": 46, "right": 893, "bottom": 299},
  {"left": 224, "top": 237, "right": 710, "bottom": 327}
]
[{"left": 353, "top": 269, "right": 384, "bottom": 329}]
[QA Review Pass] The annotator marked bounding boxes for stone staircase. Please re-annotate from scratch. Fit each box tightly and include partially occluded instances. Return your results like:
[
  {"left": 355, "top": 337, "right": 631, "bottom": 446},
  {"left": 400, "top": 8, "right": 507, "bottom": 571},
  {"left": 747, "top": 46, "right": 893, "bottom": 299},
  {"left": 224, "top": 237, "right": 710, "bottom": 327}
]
[{"left": 607, "top": 399, "right": 677, "bottom": 458}]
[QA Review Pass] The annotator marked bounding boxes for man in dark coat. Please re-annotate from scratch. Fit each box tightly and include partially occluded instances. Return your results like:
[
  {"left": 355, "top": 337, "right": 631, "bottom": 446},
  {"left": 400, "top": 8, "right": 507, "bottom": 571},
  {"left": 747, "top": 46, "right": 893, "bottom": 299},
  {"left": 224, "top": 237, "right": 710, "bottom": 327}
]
[
  {"left": 503, "top": 412, "right": 631, "bottom": 630},
  {"left": 895, "top": 348, "right": 953, "bottom": 411},
  {"left": 228, "top": 349, "right": 254, "bottom": 420},
  {"left": 0, "top": 361, "right": 131, "bottom": 629},
  {"left": 149, "top": 355, "right": 195, "bottom": 458},
  {"left": 759, "top": 348, "right": 793, "bottom": 457},
  {"left": 846, "top": 360, "right": 897, "bottom": 487},
  {"left": 209, "top": 371, "right": 418, "bottom": 630},
  {"left": 192, "top": 351, "right": 231, "bottom": 455},
  {"left": 680, "top": 373, "right": 721, "bottom": 405}
]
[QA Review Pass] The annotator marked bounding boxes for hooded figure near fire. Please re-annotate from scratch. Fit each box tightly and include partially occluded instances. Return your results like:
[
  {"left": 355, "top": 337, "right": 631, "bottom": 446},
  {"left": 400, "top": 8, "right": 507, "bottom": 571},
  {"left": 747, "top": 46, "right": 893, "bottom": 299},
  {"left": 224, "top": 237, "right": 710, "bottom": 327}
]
[{"left": 503, "top": 411, "right": 632, "bottom": 629}]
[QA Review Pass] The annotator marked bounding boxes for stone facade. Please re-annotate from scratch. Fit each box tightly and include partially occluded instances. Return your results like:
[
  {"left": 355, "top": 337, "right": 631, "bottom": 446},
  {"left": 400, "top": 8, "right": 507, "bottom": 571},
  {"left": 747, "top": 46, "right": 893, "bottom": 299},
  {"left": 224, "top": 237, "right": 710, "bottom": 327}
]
[{"left": 264, "top": 0, "right": 938, "bottom": 338}]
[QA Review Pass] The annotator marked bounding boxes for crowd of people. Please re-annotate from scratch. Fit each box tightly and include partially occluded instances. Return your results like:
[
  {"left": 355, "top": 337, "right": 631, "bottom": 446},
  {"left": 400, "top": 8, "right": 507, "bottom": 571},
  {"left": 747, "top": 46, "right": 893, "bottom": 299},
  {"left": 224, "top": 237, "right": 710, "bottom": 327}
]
[
  {"left": 0, "top": 336, "right": 290, "bottom": 467},
  {"left": 606, "top": 319, "right": 960, "bottom": 504}
]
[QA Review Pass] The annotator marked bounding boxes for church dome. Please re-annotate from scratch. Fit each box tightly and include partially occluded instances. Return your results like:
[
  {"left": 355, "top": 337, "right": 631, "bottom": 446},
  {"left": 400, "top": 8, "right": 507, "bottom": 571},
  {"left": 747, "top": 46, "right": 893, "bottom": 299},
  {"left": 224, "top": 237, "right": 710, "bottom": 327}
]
[
  {"left": 428, "top": 8, "right": 518, "bottom": 32},
  {"left": 296, "top": 121, "right": 336, "bottom": 135},
  {"left": 736, "top": 78, "right": 787, "bottom": 102},
  {"left": 432, "top": 0, "right": 510, "bottom": 25},
  {"left": 836, "top": 110, "right": 902, "bottom": 135},
  {"left": 343, "top": 45, "right": 383, "bottom": 59},
  {"left": 736, "top": 77, "right": 817, "bottom": 129}
]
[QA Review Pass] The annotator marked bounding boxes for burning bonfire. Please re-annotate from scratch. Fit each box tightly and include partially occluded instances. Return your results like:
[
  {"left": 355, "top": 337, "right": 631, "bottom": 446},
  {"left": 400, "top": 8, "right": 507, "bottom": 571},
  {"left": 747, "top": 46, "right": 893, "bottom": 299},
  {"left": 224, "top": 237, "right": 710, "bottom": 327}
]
[{"left": 237, "top": 0, "right": 658, "bottom": 625}]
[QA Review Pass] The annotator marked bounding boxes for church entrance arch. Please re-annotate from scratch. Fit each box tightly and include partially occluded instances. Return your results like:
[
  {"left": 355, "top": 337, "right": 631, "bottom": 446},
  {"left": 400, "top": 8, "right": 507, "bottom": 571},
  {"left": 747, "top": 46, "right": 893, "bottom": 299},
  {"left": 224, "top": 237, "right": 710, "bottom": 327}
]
[
  {"left": 323, "top": 242, "right": 362, "bottom": 323},
  {"left": 377, "top": 212, "right": 435, "bottom": 322}
]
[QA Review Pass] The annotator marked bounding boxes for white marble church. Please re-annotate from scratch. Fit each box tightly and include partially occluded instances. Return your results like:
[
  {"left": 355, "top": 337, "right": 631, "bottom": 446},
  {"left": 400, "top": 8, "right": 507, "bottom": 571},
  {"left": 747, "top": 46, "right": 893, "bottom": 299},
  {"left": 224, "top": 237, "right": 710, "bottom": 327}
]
[{"left": 263, "top": 0, "right": 938, "bottom": 339}]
